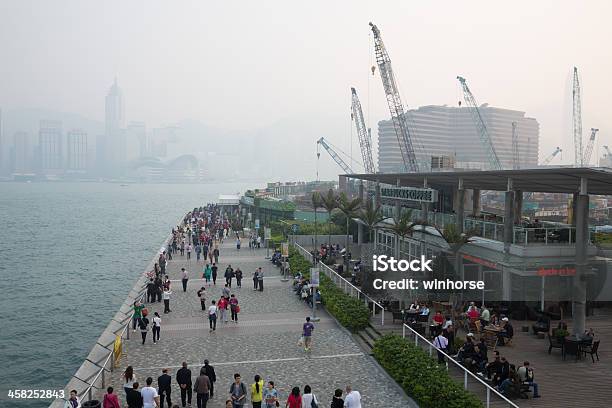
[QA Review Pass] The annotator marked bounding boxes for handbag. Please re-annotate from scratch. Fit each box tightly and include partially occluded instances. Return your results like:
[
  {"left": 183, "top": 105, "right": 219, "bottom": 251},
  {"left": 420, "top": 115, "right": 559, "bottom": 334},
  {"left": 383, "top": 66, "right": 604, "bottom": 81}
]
[
  {"left": 235, "top": 305, "right": 240, "bottom": 313},
  {"left": 311, "top": 394, "right": 318, "bottom": 408}
]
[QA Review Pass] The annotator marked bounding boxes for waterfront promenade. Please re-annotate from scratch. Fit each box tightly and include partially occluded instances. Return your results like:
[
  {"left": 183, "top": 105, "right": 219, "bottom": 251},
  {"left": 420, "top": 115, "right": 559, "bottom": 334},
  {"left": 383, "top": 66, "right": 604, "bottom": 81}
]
[{"left": 109, "top": 239, "right": 412, "bottom": 407}]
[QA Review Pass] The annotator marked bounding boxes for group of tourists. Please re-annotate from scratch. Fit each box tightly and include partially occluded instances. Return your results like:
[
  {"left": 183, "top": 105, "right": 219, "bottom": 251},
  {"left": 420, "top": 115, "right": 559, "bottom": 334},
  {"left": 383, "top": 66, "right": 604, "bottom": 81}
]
[{"left": 119, "top": 363, "right": 362, "bottom": 408}]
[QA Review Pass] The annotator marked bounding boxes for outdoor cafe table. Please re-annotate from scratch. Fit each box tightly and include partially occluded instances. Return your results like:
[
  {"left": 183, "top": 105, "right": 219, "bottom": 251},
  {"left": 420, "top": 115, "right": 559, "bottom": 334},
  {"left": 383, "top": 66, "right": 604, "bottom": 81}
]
[
  {"left": 483, "top": 325, "right": 502, "bottom": 349},
  {"left": 564, "top": 335, "right": 593, "bottom": 360}
]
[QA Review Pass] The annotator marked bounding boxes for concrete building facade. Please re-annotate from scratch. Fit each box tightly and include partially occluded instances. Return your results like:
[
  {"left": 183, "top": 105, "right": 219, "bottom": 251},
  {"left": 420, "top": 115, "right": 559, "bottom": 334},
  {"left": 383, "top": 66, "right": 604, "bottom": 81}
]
[
  {"left": 39, "top": 120, "right": 63, "bottom": 174},
  {"left": 66, "top": 129, "right": 88, "bottom": 172},
  {"left": 378, "top": 105, "right": 540, "bottom": 172}
]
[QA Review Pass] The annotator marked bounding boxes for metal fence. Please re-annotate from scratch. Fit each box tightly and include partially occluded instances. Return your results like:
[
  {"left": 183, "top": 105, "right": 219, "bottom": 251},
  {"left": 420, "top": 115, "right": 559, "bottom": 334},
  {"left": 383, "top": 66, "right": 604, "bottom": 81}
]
[
  {"left": 401, "top": 323, "right": 519, "bottom": 408},
  {"left": 293, "top": 242, "right": 385, "bottom": 325}
]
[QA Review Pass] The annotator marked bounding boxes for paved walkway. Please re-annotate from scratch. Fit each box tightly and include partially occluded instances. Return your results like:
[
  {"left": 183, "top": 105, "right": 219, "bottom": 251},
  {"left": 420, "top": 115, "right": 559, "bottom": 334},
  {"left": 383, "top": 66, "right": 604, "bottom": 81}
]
[{"left": 111, "top": 240, "right": 411, "bottom": 407}]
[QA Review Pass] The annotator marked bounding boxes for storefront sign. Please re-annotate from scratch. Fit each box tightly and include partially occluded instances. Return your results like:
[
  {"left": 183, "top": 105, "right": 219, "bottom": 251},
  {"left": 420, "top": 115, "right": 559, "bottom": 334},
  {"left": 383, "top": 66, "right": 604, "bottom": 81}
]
[
  {"left": 380, "top": 185, "right": 437, "bottom": 203},
  {"left": 462, "top": 254, "right": 499, "bottom": 270},
  {"left": 537, "top": 266, "right": 576, "bottom": 276}
]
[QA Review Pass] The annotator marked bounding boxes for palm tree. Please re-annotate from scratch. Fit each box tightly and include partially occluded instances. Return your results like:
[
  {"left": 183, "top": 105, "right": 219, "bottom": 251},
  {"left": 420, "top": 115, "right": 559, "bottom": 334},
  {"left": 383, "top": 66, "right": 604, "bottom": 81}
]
[
  {"left": 311, "top": 191, "right": 322, "bottom": 253},
  {"left": 384, "top": 208, "right": 416, "bottom": 258},
  {"left": 337, "top": 192, "right": 362, "bottom": 251},
  {"left": 320, "top": 189, "right": 338, "bottom": 248},
  {"left": 358, "top": 198, "right": 384, "bottom": 243}
]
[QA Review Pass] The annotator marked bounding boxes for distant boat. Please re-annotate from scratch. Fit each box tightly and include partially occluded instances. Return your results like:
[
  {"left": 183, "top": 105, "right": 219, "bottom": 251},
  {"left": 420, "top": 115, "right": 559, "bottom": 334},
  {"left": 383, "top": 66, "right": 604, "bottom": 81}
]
[{"left": 120, "top": 184, "right": 129, "bottom": 187}]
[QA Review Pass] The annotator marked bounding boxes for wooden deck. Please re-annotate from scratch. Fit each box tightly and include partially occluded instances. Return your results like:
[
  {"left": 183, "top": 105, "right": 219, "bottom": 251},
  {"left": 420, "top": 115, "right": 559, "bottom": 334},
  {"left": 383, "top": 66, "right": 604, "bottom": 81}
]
[{"left": 369, "top": 307, "right": 612, "bottom": 407}]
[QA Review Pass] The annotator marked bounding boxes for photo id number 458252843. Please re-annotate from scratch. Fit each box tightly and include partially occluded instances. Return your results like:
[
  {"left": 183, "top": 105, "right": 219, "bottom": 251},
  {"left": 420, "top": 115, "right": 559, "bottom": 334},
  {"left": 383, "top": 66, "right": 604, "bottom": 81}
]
[{"left": 7, "top": 389, "right": 65, "bottom": 399}]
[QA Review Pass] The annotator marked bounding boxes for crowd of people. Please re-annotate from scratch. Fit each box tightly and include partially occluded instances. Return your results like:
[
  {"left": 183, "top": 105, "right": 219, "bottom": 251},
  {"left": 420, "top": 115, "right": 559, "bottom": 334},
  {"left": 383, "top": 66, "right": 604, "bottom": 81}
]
[{"left": 117, "top": 362, "right": 362, "bottom": 408}]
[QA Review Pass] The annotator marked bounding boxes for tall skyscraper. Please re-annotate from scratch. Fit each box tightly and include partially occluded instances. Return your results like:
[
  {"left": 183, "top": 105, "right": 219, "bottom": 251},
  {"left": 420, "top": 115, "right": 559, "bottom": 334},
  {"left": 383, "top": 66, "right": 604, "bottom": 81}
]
[
  {"left": 377, "top": 105, "right": 540, "bottom": 172},
  {"left": 39, "top": 120, "right": 63, "bottom": 174},
  {"left": 66, "top": 129, "right": 87, "bottom": 172},
  {"left": 126, "top": 121, "right": 147, "bottom": 161},
  {"left": 99, "top": 78, "right": 126, "bottom": 177}
]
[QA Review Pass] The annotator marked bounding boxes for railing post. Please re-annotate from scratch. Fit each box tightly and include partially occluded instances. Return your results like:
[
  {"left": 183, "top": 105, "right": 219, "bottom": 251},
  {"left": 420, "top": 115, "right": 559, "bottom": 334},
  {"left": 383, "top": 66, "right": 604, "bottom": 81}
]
[
  {"left": 415, "top": 336, "right": 418, "bottom": 347},
  {"left": 127, "top": 324, "right": 130, "bottom": 340},
  {"left": 381, "top": 309, "right": 384, "bottom": 326},
  {"left": 569, "top": 228, "right": 572, "bottom": 244},
  {"left": 402, "top": 324, "right": 406, "bottom": 338},
  {"left": 486, "top": 388, "right": 490, "bottom": 408},
  {"left": 464, "top": 371, "right": 468, "bottom": 390},
  {"left": 429, "top": 344, "right": 433, "bottom": 356},
  {"left": 102, "top": 368, "right": 105, "bottom": 388},
  {"left": 88, "top": 388, "right": 92, "bottom": 402}
]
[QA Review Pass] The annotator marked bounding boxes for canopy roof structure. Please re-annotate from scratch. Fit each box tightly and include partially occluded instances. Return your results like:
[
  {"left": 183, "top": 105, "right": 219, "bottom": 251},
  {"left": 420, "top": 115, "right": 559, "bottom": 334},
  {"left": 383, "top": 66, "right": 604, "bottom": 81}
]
[{"left": 347, "top": 167, "right": 612, "bottom": 195}]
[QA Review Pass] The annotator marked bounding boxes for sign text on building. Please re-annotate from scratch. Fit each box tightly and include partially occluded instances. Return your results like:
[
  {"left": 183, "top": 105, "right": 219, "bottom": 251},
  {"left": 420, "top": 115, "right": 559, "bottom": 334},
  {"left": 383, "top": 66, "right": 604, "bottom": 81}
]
[{"left": 380, "top": 185, "right": 437, "bottom": 203}]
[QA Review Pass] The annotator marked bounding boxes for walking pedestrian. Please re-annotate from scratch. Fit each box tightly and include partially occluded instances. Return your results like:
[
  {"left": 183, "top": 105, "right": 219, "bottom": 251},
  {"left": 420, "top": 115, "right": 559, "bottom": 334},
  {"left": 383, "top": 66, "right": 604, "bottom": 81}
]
[
  {"left": 180, "top": 241, "right": 185, "bottom": 256},
  {"left": 202, "top": 360, "right": 217, "bottom": 399},
  {"left": 218, "top": 296, "right": 229, "bottom": 324},
  {"left": 343, "top": 386, "right": 361, "bottom": 408},
  {"left": 229, "top": 294, "right": 239, "bottom": 323},
  {"left": 213, "top": 246, "right": 220, "bottom": 263},
  {"left": 139, "top": 315, "right": 150, "bottom": 345},
  {"left": 132, "top": 301, "right": 145, "bottom": 331},
  {"left": 181, "top": 268, "right": 189, "bottom": 292},
  {"left": 140, "top": 377, "right": 159, "bottom": 408},
  {"left": 250, "top": 375, "right": 264, "bottom": 408},
  {"left": 203, "top": 263, "right": 212, "bottom": 286},
  {"left": 126, "top": 383, "right": 142, "bottom": 408},
  {"left": 203, "top": 243, "right": 209, "bottom": 262},
  {"left": 225, "top": 265, "right": 234, "bottom": 287},
  {"left": 159, "top": 252, "right": 167, "bottom": 275},
  {"left": 155, "top": 277, "right": 163, "bottom": 303},
  {"left": 252, "top": 269, "right": 258, "bottom": 291},
  {"left": 195, "top": 242, "right": 202, "bottom": 262},
  {"left": 234, "top": 268, "right": 243, "bottom": 288},
  {"left": 330, "top": 389, "right": 344, "bottom": 408},
  {"left": 197, "top": 287, "right": 207, "bottom": 311},
  {"left": 186, "top": 243, "right": 192, "bottom": 260},
  {"left": 152, "top": 312, "right": 161, "bottom": 344},
  {"left": 103, "top": 386, "right": 120, "bottom": 408},
  {"left": 262, "top": 381, "right": 278, "bottom": 408},
  {"left": 123, "top": 366, "right": 136, "bottom": 396},
  {"left": 236, "top": 238, "right": 241, "bottom": 251},
  {"left": 285, "top": 387, "right": 301, "bottom": 408},
  {"left": 163, "top": 287, "right": 172, "bottom": 314},
  {"left": 302, "top": 385, "right": 318, "bottom": 408},
  {"left": 208, "top": 300, "right": 218, "bottom": 332},
  {"left": 147, "top": 279, "right": 156, "bottom": 303},
  {"left": 176, "top": 362, "right": 192, "bottom": 408},
  {"left": 229, "top": 374, "right": 247, "bottom": 408},
  {"left": 302, "top": 316, "right": 315, "bottom": 352},
  {"left": 222, "top": 284, "right": 231, "bottom": 299},
  {"left": 211, "top": 263, "right": 218, "bottom": 285},
  {"left": 193, "top": 367, "right": 211, "bottom": 408},
  {"left": 157, "top": 369, "right": 172, "bottom": 408},
  {"left": 257, "top": 267, "right": 264, "bottom": 292}
]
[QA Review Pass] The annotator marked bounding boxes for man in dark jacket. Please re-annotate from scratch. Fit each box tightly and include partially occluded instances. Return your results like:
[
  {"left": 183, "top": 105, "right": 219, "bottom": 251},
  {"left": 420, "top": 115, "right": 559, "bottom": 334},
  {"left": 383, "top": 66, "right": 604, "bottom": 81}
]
[
  {"left": 193, "top": 367, "right": 211, "bottom": 408},
  {"left": 158, "top": 368, "right": 172, "bottom": 408},
  {"left": 201, "top": 360, "right": 217, "bottom": 398},
  {"left": 176, "top": 362, "right": 192, "bottom": 408},
  {"left": 126, "top": 382, "right": 143, "bottom": 408}
]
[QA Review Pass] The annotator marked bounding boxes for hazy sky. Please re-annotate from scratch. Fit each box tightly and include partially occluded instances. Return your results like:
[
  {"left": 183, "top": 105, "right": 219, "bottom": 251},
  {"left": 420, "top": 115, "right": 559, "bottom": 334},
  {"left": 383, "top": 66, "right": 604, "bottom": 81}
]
[{"left": 1, "top": 0, "right": 611, "bottom": 168}]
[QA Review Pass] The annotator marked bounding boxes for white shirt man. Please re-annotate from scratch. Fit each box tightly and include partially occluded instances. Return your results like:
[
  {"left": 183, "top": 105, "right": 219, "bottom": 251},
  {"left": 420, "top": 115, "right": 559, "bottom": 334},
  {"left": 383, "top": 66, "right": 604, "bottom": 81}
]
[
  {"left": 344, "top": 386, "right": 361, "bottom": 408},
  {"left": 208, "top": 304, "right": 218, "bottom": 316},
  {"left": 141, "top": 382, "right": 159, "bottom": 408},
  {"left": 434, "top": 333, "right": 449, "bottom": 350}
]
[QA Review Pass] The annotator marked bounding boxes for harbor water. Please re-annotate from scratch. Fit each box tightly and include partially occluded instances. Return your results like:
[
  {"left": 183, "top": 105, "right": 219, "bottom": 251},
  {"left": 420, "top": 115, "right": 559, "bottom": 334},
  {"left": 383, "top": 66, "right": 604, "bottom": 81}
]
[{"left": 0, "top": 181, "right": 252, "bottom": 408}]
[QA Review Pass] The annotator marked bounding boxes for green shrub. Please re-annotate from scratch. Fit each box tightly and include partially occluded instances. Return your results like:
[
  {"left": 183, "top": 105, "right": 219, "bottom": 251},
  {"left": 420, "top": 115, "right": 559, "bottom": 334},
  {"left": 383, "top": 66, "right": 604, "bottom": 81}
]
[
  {"left": 373, "top": 335, "right": 483, "bottom": 408},
  {"left": 288, "top": 247, "right": 370, "bottom": 332}
]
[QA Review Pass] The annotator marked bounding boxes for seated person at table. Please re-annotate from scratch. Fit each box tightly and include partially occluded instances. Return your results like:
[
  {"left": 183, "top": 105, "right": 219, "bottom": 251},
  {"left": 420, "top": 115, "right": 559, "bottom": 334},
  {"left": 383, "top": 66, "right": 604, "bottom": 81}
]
[
  {"left": 475, "top": 338, "right": 488, "bottom": 373},
  {"left": 488, "top": 355, "right": 510, "bottom": 387},
  {"left": 532, "top": 315, "right": 550, "bottom": 335},
  {"left": 420, "top": 304, "right": 430, "bottom": 316},
  {"left": 517, "top": 361, "right": 541, "bottom": 398},
  {"left": 456, "top": 334, "right": 478, "bottom": 365},
  {"left": 467, "top": 305, "right": 480, "bottom": 320},
  {"left": 465, "top": 301, "right": 476, "bottom": 313},
  {"left": 490, "top": 314, "right": 500, "bottom": 326},
  {"left": 433, "top": 311, "right": 444, "bottom": 325},
  {"left": 499, "top": 367, "right": 521, "bottom": 397},
  {"left": 497, "top": 317, "right": 514, "bottom": 345},
  {"left": 584, "top": 328, "right": 595, "bottom": 338},
  {"left": 408, "top": 301, "right": 419, "bottom": 313}
]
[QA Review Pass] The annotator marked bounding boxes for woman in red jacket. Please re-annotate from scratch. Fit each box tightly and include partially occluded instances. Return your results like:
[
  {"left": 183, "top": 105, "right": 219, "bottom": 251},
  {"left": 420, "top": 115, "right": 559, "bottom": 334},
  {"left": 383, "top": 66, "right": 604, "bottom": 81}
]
[{"left": 102, "top": 386, "right": 121, "bottom": 408}]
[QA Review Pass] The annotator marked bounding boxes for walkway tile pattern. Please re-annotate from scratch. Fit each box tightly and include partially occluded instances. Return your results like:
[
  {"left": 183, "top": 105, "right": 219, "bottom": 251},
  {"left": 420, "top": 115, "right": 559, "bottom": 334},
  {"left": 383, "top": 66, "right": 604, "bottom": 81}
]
[{"left": 109, "top": 243, "right": 411, "bottom": 407}]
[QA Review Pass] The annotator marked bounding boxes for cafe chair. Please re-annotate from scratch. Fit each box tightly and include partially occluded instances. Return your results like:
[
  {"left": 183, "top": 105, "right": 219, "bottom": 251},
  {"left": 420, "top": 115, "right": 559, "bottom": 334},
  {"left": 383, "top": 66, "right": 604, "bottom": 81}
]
[
  {"left": 583, "top": 340, "right": 600, "bottom": 363},
  {"left": 548, "top": 333, "right": 564, "bottom": 356},
  {"left": 563, "top": 340, "right": 580, "bottom": 361}
]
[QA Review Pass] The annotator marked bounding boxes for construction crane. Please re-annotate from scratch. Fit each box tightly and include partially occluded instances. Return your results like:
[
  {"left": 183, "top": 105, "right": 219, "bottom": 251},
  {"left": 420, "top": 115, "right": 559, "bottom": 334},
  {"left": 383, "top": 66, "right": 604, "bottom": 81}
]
[
  {"left": 572, "top": 67, "right": 583, "bottom": 167},
  {"left": 369, "top": 22, "right": 419, "bottom": 172},
  {"left": 316, "top": 137, "right": 354, "bottom": 174},
  {"left": 512, "top": 122, "right": 519, "bottom": 170},
  {"left": 582, "top": 127, "right": 599, "bottom": 165},
  {"left": 350, "top": 87, "right": 376, "bottom": 174},
  {"left": 457, "top": 76, "right": 502, "bottom": 170},
  {"left": 542, "top": 147, "right": 562, "bottom": 165}
]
